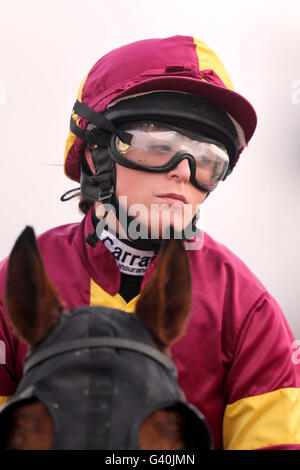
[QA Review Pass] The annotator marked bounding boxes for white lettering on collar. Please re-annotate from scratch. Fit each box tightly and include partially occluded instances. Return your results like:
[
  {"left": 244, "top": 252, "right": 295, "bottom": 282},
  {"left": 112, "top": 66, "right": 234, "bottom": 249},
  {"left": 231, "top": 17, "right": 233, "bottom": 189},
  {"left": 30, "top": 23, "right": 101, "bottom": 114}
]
[{"left": 100, "top": 229, "right": 156, "bottom": 276}]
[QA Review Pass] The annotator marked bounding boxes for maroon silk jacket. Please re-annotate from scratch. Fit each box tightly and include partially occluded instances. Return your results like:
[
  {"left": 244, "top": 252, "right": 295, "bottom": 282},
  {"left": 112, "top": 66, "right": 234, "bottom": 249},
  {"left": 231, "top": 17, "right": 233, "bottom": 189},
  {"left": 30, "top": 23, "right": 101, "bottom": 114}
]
[{"left": 0, "top": 208, "right": 299, "bottom": 449}]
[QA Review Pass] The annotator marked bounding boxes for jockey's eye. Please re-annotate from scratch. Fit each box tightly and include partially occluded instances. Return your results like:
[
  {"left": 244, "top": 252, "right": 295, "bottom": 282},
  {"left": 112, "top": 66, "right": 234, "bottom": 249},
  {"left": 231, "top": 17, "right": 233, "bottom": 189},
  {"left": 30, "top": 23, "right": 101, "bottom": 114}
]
[{"left": 149, "top": 144, "right": 172, "bottom": 152}]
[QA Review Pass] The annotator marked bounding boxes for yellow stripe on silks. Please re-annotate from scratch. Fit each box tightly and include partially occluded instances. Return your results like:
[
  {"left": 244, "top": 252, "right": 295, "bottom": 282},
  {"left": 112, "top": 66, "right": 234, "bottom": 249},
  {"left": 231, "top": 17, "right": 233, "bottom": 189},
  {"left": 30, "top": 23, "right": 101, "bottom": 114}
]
[
  {"left": 0, "top": 395, "right": 12, "bottom": 409},
  {"left": 193, "top": 38, "right": 235, "bottom": 91},
  {"left": 90, "top": 278, "right": 138, "bottom": 313},
  {"left": 223, "top": 387, "right": 300, "bottom": 450},
  {"left": 63, "top": 73, "right": 89, "bottom": 180}
]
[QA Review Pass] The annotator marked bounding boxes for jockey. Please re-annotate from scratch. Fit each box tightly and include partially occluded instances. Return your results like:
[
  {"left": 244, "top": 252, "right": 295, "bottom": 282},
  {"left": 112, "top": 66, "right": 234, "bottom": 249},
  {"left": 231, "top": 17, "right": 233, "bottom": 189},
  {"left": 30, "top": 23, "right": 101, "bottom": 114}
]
[{"left": 0, "top": 35, "right": 299, "bottom": 450}]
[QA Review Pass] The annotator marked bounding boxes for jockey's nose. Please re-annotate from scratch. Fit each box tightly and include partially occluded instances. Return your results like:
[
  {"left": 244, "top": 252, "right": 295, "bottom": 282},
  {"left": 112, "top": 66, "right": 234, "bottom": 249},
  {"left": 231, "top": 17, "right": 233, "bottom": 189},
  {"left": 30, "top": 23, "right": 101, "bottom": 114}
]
[{"left": 167, "top": 158, "right": 191, "bottom": 183}]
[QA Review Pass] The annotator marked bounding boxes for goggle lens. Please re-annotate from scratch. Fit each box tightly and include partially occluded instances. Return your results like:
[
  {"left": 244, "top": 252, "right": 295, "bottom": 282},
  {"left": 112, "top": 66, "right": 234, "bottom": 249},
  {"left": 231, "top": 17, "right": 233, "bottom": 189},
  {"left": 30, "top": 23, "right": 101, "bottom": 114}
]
[{"left": 115, "top": 123, "right": 229, "bottom": 191}]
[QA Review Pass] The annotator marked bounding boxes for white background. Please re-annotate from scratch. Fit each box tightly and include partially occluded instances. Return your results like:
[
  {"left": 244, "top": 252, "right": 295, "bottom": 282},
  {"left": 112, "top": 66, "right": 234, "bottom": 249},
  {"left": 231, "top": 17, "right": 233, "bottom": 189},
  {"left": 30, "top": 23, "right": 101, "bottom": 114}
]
[{"left": 0, "top": 0, "right": 299, "bottom": 336}]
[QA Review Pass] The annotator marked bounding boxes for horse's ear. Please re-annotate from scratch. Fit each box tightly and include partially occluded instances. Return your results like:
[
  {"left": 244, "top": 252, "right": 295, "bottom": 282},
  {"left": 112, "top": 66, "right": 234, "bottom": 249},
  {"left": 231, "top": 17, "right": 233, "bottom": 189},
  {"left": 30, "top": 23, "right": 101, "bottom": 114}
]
[
  {"left": 135, "top": 238, "right": 191, "bottom": 351},
  {"left": 5, "top": 227, "right": 64, "bottom": 347}
]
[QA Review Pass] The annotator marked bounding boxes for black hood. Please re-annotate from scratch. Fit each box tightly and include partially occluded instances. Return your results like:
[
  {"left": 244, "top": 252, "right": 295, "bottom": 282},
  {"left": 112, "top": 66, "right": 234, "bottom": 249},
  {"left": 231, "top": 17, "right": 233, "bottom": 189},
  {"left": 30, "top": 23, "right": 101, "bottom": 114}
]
[{"left": 0, "top": 307, "right": 212, "bottom": 450}]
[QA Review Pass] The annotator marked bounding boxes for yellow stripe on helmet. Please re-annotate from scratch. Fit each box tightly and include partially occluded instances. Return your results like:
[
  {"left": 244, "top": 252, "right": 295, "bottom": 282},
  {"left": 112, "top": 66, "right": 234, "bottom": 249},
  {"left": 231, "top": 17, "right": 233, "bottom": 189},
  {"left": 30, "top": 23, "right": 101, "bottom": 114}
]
[
  {"left": 193, "top": 38, "right": 235, "bottom": 91},
  {"left": 63, "top": 73, "right": 89, "bottom": 180}
]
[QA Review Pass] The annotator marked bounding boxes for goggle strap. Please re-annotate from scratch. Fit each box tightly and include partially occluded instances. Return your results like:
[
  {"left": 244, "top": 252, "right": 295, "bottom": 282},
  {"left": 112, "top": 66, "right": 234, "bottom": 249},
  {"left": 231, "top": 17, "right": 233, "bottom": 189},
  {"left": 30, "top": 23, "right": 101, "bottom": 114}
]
[{"left": 72, "top": 100, "right": 132, "bottom": 145}]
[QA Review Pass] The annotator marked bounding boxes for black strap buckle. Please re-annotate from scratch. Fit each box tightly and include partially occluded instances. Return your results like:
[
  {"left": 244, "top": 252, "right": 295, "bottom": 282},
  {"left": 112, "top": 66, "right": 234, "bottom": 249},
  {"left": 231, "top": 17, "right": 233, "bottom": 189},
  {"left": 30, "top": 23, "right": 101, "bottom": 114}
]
[
  {"left": 98, "top": 187, "right": 114, "bottom": 202},
  {"left": 72, "top": 100, "right": 132, "bottom": 145}
]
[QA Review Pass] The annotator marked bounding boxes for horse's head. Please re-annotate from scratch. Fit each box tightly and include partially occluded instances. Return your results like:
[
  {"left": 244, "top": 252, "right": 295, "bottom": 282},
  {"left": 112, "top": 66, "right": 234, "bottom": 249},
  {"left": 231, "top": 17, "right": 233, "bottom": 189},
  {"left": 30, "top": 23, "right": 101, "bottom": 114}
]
[{"left": 0, "top": 227, "right": 212, "bottom": 450}]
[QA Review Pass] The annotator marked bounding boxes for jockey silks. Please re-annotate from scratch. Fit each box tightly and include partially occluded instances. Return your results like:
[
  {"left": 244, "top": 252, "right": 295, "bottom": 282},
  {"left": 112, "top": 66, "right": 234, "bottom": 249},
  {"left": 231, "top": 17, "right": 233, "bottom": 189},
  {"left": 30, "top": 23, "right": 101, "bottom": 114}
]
[{"left": 0, "top": 207, "right": 299, "bottom": 449}]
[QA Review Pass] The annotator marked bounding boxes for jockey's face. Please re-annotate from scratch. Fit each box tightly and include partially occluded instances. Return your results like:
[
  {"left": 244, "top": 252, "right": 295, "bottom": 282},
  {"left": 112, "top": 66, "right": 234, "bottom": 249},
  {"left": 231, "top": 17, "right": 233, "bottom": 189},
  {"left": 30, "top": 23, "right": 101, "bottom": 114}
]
[{"left": 111, "top": 161, "right": 208, "bottom": 237}]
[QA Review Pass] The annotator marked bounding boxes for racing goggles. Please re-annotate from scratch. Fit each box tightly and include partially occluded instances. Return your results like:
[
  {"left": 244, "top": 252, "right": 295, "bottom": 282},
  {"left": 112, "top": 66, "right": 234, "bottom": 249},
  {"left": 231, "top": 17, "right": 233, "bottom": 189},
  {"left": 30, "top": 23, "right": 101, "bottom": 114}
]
[{"left": 110, "top": 122, "right": 230, "bottom": 192}]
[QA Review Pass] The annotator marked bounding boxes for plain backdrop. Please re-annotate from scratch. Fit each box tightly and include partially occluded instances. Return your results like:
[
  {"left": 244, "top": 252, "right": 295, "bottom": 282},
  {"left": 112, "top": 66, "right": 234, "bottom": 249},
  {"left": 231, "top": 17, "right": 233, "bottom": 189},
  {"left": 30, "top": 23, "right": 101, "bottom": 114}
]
[{"left": 0, "top": 0, "right": 299, "bottom": 337}]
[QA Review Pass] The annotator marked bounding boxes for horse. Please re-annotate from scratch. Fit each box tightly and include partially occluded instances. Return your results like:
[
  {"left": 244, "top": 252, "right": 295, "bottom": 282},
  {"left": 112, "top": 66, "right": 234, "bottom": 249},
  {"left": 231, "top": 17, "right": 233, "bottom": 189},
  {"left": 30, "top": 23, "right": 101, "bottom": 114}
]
[{"left": 0, "top": 227, "right": 212, "bottom": 450}]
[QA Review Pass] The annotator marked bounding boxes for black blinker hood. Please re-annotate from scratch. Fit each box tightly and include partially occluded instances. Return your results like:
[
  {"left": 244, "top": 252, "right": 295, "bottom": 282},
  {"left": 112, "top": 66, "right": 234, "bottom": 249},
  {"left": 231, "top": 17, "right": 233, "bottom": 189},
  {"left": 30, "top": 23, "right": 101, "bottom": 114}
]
[{"left": 0, "top": 307, "right": 213, "bottom": 450}]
